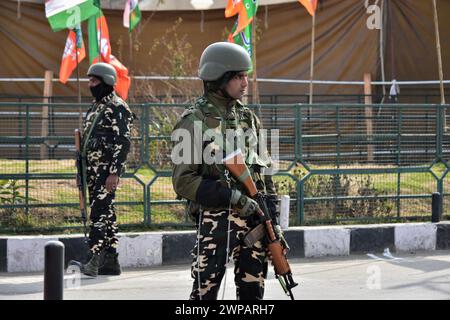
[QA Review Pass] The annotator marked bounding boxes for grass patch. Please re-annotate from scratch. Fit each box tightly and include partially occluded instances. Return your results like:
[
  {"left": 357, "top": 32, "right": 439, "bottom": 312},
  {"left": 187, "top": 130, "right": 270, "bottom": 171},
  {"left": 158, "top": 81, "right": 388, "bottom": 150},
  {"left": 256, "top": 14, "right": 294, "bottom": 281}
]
[{"left": 1, "top": 159, "right": 449, "bottom": 233}]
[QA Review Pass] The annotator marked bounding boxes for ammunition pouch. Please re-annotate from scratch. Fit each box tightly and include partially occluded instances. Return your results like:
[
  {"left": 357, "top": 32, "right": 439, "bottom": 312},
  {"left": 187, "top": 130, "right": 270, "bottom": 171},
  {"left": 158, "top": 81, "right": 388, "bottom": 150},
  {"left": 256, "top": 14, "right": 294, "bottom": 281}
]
[{"left": 243, "top": 224, "right": 265, "bottom": 248}]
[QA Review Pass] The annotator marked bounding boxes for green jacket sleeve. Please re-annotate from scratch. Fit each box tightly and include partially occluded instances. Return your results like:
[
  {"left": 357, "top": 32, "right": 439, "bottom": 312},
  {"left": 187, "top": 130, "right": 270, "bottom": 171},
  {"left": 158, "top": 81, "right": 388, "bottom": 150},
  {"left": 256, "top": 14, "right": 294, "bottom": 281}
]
[{"left": 171, "top": 115, "right": 231, "bottom": 208}]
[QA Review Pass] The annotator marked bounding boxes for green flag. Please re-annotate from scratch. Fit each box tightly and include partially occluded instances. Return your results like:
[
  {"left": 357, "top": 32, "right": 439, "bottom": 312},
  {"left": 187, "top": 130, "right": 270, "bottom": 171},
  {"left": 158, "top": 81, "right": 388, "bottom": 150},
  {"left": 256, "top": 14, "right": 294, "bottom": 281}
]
[
  {"left": 45, "top": 0, "right": 100, "bottom": 32},
  {"left": 244, "top": 0, "right": 258, "bottom": 19},
  {"left": 124, "top": 0, "right": 142, "bottom": 32}
]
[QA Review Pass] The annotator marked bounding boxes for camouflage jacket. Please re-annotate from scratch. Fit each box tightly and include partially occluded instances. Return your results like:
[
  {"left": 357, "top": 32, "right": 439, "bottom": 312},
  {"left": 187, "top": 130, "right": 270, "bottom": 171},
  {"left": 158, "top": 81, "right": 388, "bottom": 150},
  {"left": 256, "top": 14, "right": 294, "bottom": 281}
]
[
  {"left": 171, "top": 92, "right": 276, "bottom": 210},
  {"left": 82, "top": 92, "right": 134, "bottom": 177}
]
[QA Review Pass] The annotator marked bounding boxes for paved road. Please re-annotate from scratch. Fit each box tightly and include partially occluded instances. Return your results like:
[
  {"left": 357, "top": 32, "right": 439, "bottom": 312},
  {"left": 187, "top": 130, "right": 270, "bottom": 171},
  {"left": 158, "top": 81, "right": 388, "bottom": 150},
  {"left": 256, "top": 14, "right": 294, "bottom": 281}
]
[{"left": 1, "top": 250, "right": 449, "bottom": 300}]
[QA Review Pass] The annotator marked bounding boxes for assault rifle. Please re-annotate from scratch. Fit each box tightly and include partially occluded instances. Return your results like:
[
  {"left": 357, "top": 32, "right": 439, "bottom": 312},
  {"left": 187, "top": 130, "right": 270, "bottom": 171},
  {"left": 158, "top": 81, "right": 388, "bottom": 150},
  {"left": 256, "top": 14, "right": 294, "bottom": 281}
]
[
  {"left": 223, "top": 150, "right": 298, "bottom": 300},
  {"left": 74, "top": 129, "right": 88, "bottom": 238}
]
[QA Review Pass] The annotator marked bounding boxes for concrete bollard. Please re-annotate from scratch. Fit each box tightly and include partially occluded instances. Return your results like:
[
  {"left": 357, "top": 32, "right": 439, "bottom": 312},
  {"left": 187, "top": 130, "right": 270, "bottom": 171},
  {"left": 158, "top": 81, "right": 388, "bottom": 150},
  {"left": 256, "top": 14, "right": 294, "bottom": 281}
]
[
  {"left": 280, "top": 195, "right": 290, "bottom": 230},
  {"left": 44, "top": 240, "right": 65, "bottom": 300}
]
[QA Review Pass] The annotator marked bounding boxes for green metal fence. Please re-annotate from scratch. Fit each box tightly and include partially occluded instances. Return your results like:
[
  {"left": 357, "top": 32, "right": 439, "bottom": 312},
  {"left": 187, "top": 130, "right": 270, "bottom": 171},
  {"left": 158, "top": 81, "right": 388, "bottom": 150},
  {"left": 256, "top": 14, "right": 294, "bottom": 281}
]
[{"left": 0, "top": 102, "right": 449, "bottom": 232}]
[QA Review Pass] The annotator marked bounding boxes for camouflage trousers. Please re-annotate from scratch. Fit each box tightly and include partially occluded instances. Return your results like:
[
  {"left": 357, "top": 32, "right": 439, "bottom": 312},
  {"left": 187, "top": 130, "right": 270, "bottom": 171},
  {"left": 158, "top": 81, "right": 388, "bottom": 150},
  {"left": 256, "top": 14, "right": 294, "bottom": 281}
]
[
  {"left": 86, "top": 159, "right": 119, "bottom": 256},
  {"left": 190, "top": 209, "right": 268, "bottom": 300}
]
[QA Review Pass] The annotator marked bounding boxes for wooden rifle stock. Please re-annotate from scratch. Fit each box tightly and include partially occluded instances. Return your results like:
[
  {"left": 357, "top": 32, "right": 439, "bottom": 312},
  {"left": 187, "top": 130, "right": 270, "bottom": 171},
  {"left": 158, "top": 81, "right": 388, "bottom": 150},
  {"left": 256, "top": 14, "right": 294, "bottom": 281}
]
[{"left": 223, "top": 150, "right": 298, "bottom": 300}]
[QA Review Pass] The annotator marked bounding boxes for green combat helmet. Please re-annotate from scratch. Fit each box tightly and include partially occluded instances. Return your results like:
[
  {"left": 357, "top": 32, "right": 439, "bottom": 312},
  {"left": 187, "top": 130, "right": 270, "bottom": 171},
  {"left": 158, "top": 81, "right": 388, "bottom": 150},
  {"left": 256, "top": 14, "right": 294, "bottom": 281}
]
[
  {"left": 198, "top": 42, "right": 252, "bottom": 81},
  {"left": 87, "top": 62, "right": 117, "bottom": 86}
]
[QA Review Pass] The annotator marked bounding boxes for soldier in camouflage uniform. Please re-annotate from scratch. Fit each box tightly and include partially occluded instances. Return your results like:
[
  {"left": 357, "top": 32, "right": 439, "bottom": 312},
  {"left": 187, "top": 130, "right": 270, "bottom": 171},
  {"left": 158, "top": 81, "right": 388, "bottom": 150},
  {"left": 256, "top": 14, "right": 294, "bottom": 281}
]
[
  {"left": 77, "top": 63, "right": 134, "bottom": 277},
  {"left": 171, "top": 42, "right": 286, "bottom": 300}
]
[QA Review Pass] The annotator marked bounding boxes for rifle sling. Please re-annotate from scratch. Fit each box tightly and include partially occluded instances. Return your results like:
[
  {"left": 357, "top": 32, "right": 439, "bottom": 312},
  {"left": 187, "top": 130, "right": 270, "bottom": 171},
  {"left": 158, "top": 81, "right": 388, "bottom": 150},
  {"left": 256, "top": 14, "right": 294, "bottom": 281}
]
[{"left": 79, "top": 104, "right": 108, "bottom": 216}]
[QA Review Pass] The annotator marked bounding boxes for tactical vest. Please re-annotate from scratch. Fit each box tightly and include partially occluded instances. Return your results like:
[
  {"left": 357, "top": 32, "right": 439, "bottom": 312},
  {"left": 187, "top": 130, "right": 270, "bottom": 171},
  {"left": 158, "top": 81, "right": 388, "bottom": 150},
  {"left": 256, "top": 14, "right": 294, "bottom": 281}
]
[{"left": 181, "top": 96, "right": 269, "bottom": 191}]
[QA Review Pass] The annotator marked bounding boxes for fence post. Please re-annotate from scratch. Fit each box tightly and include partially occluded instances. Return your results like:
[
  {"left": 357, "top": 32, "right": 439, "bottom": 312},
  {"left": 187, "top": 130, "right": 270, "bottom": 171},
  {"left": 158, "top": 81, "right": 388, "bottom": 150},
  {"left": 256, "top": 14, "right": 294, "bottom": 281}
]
[
  {"left": 143, "top": 104, "right": 151, "bottom": 224},
  {"left": 25, "top": 105, "right": 30, "bottom": 216},
  {"left": 432, "top": 192, "right": 442, "bottom": 223},
  {"left": 436, "top": 105, "right": 444, "bottom": 161},
  {"left": 364, "top": 73, "right": 374, "bottom": 162},
  {"left": 143, "top": 104, "right": 150, "bottom": 164},
  {"left": 145, "top": 184, "right": 151, "bottom": 225},
  {"left": 44, "top": 240, "right": 65, "bottom": 300},
  {"left": 297, "top": 181, "right": 305, "bottom": 225},
  {"left": 40, "top": 70, "right": 53, "bottom": 160}
]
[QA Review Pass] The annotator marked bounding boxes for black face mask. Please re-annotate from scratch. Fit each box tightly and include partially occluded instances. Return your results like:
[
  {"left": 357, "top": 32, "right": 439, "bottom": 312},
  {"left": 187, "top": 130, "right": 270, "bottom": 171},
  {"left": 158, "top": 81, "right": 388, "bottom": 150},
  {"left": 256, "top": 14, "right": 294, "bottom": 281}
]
[{"left": 90, "top": 82, "right": 114, "bottom": 101}]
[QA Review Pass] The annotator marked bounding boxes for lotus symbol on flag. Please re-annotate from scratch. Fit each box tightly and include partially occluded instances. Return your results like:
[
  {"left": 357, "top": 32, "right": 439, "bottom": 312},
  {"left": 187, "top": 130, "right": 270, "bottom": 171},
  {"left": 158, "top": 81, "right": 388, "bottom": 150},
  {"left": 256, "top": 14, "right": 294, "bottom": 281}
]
[
  {"left": 63, "top": 37, "right": 76, "bottom": 61},
  {"left": 96, "top": 31, "right": 111, "bottom": 62},
  {"left": 100, "top": 38, "right": 110, "bottom": 59}
]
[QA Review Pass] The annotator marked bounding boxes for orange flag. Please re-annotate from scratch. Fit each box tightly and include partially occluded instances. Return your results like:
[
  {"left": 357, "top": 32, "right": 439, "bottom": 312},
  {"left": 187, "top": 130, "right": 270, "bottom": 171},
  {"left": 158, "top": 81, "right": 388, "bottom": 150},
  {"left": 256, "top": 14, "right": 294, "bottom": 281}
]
[
  {"left": 90, "top": 14, "right": 111, "bottom": 64},
  {"left": 225, "top": 0, "right": 243, "bottom": 17},
  {"left": 298, "top": 0, "right": 318, "bottom": 16},
  {"left": 225, "top": 0, "right": 255, "bottom": 37},
  {"left": 110, "top": 55, "right": 131, "bottom": 100},
  {"left": 59, "top": 29, "right": 85, "bottom": 84}
]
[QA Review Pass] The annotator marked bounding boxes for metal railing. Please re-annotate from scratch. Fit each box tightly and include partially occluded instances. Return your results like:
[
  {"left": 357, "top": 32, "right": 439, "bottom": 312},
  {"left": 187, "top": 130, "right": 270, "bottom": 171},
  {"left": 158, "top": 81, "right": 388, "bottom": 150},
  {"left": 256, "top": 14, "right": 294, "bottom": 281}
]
[
  {"left": 0, "top": 102, "right": 449, "bottom": 232},
  {"left": 1, "top": 93, "right": 449, "bottom": 104}
]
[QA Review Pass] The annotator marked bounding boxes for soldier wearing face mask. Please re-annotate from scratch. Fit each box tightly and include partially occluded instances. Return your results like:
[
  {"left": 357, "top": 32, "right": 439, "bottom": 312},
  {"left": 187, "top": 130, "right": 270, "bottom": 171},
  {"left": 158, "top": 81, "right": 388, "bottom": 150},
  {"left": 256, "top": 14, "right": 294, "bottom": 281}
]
[{"left": 72, "top": 62, "right": 135, "bottom": 277}]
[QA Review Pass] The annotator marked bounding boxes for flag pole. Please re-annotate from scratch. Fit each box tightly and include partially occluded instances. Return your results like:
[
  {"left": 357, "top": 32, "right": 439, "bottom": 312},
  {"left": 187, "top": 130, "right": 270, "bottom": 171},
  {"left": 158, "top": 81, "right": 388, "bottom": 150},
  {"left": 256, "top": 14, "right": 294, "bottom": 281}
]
[
  {"left": 308, "top": 12, "right": 316, "bottom": 114},
  {"left": 98, "top": 0, "right": 102, "bottom": 63},
  {"left": 98, "top": 16, "right": 102, "bottom": 62},
  {"left": 251, "top": 16, "right": 260, "bottom": 115},
  {"left": 74, "top": 27, "right": 83, "bottom": 129},
  {"left": 379, "top": 0, "right": 386, "bottom": 105},
  {"left": 76, "top": 42, "right": 83, "bottom": 128},
  {"left": 76, "top": 48, "right": 81, "bottom": 103},
  {"left": 432, "top": 0, "right": 446, "bottom": 134},
  {"left": 432, "top": 0, "right": 445, "bottom": 106},
  {"left": 129, "top": 30, "right": 134, "bottom": 101}
]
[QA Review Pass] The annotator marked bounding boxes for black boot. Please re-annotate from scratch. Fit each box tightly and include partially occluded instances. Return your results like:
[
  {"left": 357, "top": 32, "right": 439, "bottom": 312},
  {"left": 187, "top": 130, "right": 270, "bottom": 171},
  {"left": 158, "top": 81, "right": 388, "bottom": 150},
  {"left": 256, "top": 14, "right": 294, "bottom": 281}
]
[
  {"left": 81, "top": 253, "right": 103, "bottom": 277},
  {"left": 68, "top": 252, "right": 103, "bottom": 277},
  {"left": 98, "top": 252, "right": 122, "bottom": 275}
]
